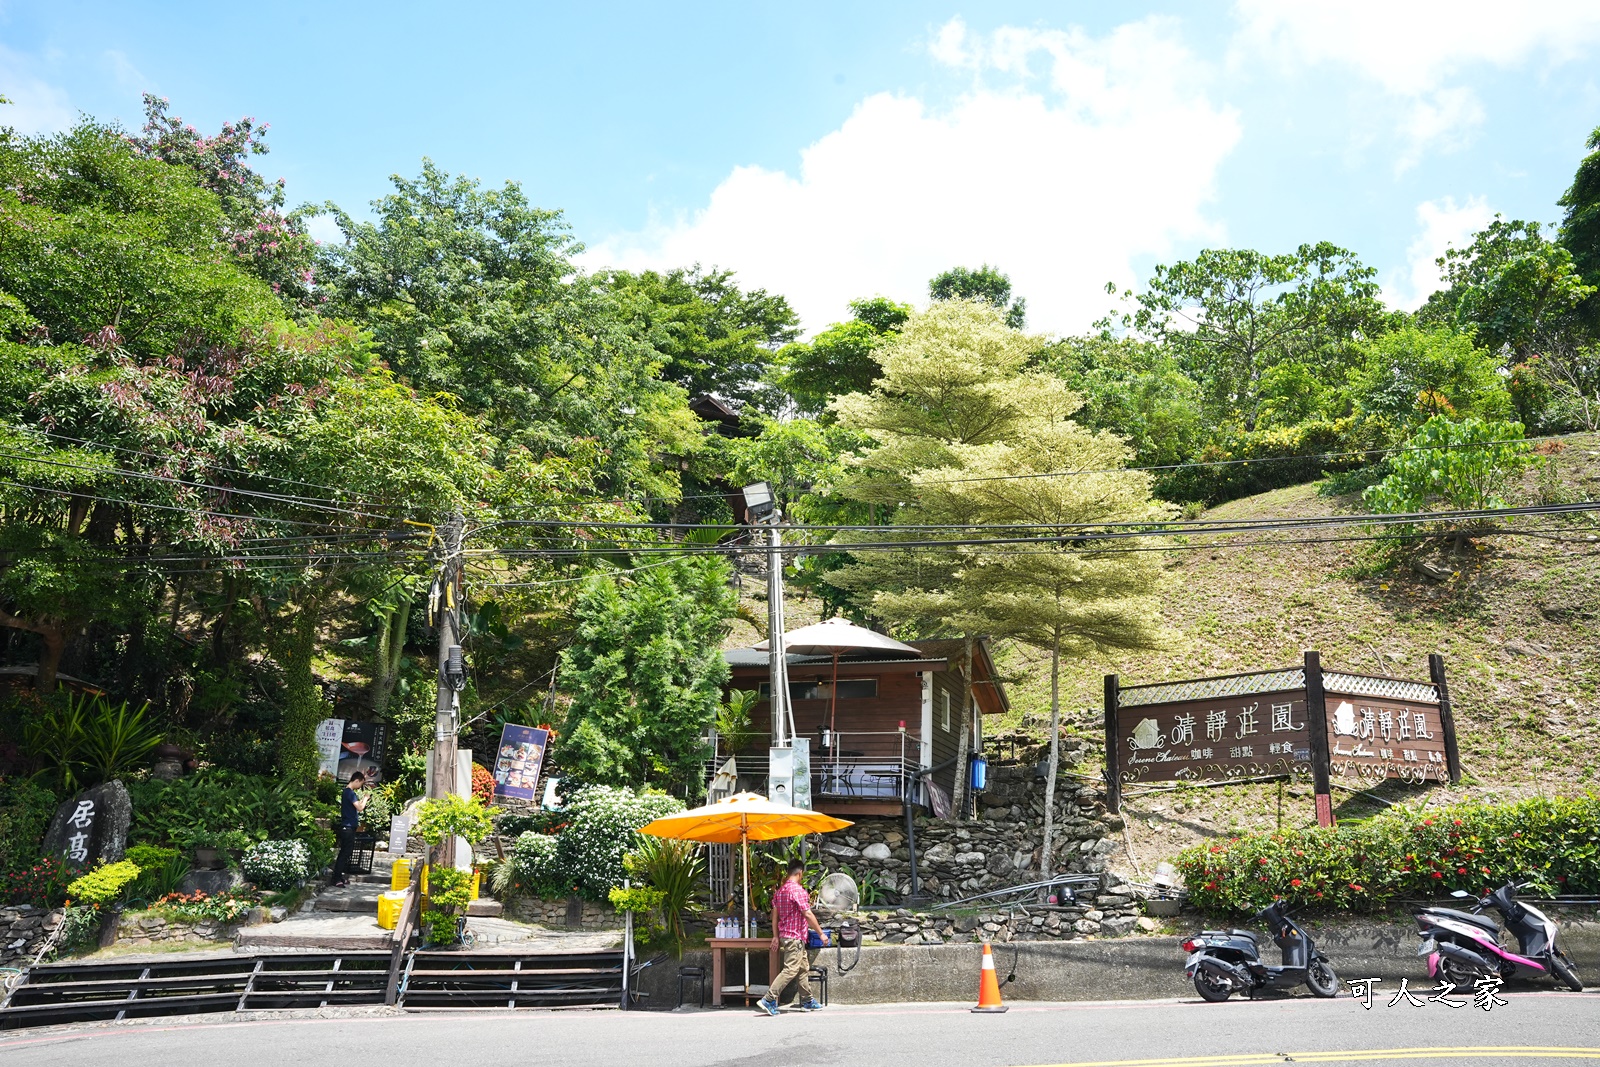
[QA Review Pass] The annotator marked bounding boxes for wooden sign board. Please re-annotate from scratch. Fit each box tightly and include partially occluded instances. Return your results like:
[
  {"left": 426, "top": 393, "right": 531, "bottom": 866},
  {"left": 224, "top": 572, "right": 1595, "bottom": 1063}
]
[
  {"left": 1324, "top": 675, "right": 1453, "bottom": 785},
  {"left": 1104, "top": 652, "right": 1461, "bottom": 820},
  {"left": 1114, "top": 690, "right": 1312, "bottom": 785}
]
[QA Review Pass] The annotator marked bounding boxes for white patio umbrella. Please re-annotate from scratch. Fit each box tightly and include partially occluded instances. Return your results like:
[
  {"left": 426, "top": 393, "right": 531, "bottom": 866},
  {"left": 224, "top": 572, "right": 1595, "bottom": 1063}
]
[{"left": 755, "top": 618, "right": 920, "bottom": 742}]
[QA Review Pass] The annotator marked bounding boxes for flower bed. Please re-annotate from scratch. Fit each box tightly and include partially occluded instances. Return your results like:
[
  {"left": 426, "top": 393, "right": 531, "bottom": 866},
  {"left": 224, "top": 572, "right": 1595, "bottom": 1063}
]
[{"left": 1176, "top": 794, "right": 1600, "bottom": 915}]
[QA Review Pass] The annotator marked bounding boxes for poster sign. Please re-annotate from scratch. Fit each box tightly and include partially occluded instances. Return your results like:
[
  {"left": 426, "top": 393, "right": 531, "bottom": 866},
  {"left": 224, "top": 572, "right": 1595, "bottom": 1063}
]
[
  {"left": 336, "top": 721, "right": 387, "bottom": 784},
  {"left": 790, "top": 738, "right": 812, "bottom": 811},
  {"left": 492, "top": 725, "right": 550, "bottom": 801},
  {"left": 315, "top": 718, "right": 344, "bottom": 779}
]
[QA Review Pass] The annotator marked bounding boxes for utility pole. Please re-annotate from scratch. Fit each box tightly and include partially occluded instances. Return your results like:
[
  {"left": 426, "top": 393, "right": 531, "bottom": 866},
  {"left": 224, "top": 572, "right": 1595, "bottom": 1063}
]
[
  {"left": 766, "top": 512, "right": 790, "bottom": 748},
  {"left": 429, "top": 513, "right": 466, "bottom": 863}
]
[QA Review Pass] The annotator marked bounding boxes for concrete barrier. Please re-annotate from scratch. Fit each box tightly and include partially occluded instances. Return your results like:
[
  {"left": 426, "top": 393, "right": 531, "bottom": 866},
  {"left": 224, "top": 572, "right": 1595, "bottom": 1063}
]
[{"left": 639, "top": 915, "right": 1600, "bottom": 1007}]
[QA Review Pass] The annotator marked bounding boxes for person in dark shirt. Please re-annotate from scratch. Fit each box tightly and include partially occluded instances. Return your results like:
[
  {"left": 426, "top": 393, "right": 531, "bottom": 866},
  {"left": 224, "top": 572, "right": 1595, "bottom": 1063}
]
[{"left": 330, "top": 772, "right": 368, "bottom": 887}]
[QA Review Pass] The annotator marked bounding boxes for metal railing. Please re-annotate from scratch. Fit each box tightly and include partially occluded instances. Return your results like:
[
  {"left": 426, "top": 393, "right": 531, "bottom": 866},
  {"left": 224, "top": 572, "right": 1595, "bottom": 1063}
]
[{"left": 705, "top": 730, "right": 923, "bottom": 804}]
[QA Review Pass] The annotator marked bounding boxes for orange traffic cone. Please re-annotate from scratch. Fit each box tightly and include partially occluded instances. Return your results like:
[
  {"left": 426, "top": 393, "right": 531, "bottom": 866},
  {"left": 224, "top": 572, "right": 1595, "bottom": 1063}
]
[{"left": 971, "top": 941, "right": 1009, "bottom": 1013}]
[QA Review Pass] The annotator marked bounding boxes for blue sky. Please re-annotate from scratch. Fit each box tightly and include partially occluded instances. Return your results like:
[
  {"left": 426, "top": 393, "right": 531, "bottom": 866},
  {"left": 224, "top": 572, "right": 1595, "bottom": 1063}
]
[{"left": 4, "top": 2, "right": 1600, "bottom": 335}]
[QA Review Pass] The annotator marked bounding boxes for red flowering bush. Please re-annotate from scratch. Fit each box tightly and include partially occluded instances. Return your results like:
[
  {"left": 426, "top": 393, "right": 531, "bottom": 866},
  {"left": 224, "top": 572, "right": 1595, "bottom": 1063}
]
[
  {"left": 1176, "top": 794, "right": 1600, "bottom": 915},
  {"left": 3, "top": 857, "right": 72, "bottom": 909},
  {"left": 471, "top": 763, "right": 496, "bottom": 807}
]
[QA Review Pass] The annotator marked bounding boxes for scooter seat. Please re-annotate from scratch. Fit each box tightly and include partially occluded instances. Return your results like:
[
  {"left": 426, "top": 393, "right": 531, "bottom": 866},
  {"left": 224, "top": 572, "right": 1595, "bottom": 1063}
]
[
  {"left": 1421, "top": 907, "right": 1499, "bottom": 933},
  {"left": 1227, "top": 929, "right": 1259, "bottom": 942}
]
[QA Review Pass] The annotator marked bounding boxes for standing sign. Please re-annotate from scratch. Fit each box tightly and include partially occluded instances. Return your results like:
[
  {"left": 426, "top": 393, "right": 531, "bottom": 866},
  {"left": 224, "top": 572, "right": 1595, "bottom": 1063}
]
[
  {"left": 337, "top": 721, "right": 388, "bottom": 784},
  {"left": 1105, "top": 651, "right": 1460, "bottom": 824},
  {"left": 492, "top": 724, "right": 550, "bottom": 802},
  {"left": 315, "top": 718, "right": 345, "bottom": 779}
]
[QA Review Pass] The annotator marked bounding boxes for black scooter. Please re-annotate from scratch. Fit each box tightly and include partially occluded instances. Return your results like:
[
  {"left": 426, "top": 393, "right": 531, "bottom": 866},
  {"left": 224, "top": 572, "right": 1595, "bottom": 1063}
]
[{"left": 1181, "top": 899, "right": 1339, "bottom": 1002}]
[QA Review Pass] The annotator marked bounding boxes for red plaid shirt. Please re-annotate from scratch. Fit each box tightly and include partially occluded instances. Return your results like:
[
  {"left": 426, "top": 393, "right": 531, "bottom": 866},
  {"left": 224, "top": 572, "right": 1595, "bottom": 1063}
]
[{"left": 774, "top": 879, "right": 811, "bottom": 940}]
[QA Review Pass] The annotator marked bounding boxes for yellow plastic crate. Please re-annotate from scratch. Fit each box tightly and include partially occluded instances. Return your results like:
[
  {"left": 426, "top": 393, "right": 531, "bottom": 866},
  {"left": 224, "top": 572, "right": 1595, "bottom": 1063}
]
[
  {"left": 390, "top": 857, "right": 412, "bottom": 891},
  {"left": 376, "top": 890, "right": 409, "bottom": 930}
]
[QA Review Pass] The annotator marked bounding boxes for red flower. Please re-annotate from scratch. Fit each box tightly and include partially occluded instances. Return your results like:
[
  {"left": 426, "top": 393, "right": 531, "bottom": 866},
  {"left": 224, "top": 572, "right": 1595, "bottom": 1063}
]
[
  {"left": 1431, "top": 872, "right": 1443, "bottom": 879},
  {"left": 1258, "top": 858, "right": 1269, "bottom": 865},
  {"left": 1291, "top": 879, "right": 1303, "bottom": 887},
  {"left": 1457, "top": 867, "right": 1467, "bottom": 874},
  {"left": 1452, "top": 819, "right": 1462, "bottom": 826},
  {"left": 1349, "top": 883, "right": 1365, "bottom": 891}
]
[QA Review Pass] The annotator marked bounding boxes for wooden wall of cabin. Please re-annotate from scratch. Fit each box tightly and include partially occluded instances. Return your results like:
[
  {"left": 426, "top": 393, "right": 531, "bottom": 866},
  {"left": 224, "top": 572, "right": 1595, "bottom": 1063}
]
[{"left": 729, "top": 668, "right": 927, "bottom": 756}]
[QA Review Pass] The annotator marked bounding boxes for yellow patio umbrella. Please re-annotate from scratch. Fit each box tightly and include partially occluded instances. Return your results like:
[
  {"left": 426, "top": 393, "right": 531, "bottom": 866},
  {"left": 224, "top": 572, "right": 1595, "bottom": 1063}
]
[{"left": 639, "top": 792, "right": 852, "bottom": 947}]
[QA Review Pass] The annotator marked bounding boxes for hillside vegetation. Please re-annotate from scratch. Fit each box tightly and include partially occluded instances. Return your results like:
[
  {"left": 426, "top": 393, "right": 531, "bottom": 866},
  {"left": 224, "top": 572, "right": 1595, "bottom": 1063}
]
[{"left": 986, "top": 433, "right": 1600, "bottom": 872}]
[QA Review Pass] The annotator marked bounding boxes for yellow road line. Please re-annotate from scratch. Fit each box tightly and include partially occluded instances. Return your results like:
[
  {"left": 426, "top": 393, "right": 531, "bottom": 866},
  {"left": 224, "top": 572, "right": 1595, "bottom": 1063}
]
[{"left": 1025, "top": 1048, "right": 1600, "bottom": 1067}]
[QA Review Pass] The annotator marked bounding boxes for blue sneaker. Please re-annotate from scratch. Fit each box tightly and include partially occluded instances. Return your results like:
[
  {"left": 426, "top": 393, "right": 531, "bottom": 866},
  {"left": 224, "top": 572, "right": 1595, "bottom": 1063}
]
[
  {"left": 800, "top": 998, "right": 824, "bottom": 1012},
  {"left": 758, "top": 996, "right": 780, "bottom": 1016}
]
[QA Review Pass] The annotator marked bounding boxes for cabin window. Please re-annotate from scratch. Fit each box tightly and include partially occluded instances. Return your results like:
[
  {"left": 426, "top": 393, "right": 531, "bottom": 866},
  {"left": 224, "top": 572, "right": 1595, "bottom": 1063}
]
[
  {"left": 759, "top": 679, "right": 878, "bottom": 701},
  {"left": 941, "top": 691, "right": 951, "bottom": 731}
]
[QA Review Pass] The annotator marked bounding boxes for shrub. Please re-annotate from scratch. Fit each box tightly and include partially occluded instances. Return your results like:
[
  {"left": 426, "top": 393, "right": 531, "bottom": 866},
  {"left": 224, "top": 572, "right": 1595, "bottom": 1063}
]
[
  {"left": 1177, "top": 793, "right": 1600, "bottom": 915},
  {"left": 360, "top": 787, "right": 394, "bottom": 832},
  {"left": 496, "top": 810, "right": 567, "bottom": 838},
  {"left": 553, "top": 785, "right": 683, "bottom": 901},
  {"left": 21, "top": 693, "right": 164, "bottom": 793},
  {"left": 506, "top": 831, "right": 562, "bottom": 898},
  {"left": 414, "top": 793, "right": 495, "bottom": 849},
  {"left": 471, "top": 763, "right": 496, "bottom": 807},
  {"left": 625, "top": 836, "right": 704, "bottom": 954},
  {"left": 124, "top": 844, "right": 189, "bottom": 902},
  {"left": 241, "top": 840, "right": 311, "bottom": 891},
  {"left": 422, "top": 865, "right": 473, "bottom": 944},
  {"left": 66, "top": 859, "right": 143, "bottom": 907},
  {"left": 154, "top": 889, "right": 258, "bottom": 924},
  {"left": 0, "top": 777, "right": 59, "bottom": 877},
  {"left": 4, "top": 857, "right": 72, "bottom": 909},
  {"left": 127, "top": 769, "right": 331, "bottom": 850}
]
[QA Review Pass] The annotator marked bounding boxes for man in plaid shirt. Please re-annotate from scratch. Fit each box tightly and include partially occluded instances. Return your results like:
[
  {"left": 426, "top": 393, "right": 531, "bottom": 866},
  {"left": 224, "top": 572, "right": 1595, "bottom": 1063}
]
[{"left": 759, "top": 860, "right": 826, "bottom": 1015}]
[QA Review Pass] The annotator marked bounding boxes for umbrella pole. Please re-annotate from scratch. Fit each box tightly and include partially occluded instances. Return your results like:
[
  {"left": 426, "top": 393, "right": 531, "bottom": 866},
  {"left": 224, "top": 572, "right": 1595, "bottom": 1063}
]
[{"left": 742, "top": 820, "right": 751, "bottom": 993}]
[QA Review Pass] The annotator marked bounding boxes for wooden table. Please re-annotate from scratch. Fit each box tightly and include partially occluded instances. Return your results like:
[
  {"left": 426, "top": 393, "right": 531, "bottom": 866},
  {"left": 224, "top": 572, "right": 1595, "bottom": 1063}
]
[{"left": 707, "top": 937, "right": 781, "bottom": 1006}]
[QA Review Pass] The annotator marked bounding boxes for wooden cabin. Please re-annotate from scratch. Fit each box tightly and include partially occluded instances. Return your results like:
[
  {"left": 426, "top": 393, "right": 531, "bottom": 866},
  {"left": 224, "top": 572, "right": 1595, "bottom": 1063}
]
[{"left": 717, "top": 638, "right": 1009, "bottom": 817}]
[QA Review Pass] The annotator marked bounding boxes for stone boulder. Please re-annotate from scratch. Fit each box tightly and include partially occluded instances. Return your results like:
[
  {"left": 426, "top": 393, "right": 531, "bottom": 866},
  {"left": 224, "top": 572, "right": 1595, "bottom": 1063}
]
[{"left": 41, "top": 780, "right": 131, "bottom": 870}]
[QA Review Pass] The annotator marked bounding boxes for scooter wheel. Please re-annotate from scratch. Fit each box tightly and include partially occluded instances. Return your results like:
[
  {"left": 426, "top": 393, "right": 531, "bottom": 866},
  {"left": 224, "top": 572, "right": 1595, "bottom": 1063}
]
[
  {"left": 1306, "top": 958, "right": 1339, "bottom": 998},
  {"left": 1193, "top": 969, "right": 1233, "bottom": 1003},
  {"left": 1550, "top": 950, "right": 1583, "bottom": 992}
]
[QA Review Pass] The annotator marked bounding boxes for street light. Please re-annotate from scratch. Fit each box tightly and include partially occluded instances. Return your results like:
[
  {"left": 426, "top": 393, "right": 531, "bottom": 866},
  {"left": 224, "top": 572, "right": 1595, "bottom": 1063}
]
[{"left": 741, "top": 481, "right": 774, "bottom": 522}]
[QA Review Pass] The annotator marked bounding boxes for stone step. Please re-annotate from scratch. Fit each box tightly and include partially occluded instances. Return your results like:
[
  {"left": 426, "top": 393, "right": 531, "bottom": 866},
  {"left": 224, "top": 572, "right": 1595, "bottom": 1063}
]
[
  {"left": 466, "top": 897, "right": 503, "bottom": 918},
  {"left": 313, "top": 884, "right": 385, "bottom": 913}
]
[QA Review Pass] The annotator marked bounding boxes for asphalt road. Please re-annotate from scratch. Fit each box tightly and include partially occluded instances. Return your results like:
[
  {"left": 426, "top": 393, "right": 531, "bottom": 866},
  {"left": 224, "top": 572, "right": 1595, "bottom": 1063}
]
[{"left": 3, "top": 991, "right": 1598, "bottom": 1067}]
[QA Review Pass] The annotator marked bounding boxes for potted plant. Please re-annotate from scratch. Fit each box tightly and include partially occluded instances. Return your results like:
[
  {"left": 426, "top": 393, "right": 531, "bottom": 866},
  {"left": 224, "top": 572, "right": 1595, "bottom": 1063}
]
[{"left": 187, "top": 829, "right": 253, "bottom": 870}]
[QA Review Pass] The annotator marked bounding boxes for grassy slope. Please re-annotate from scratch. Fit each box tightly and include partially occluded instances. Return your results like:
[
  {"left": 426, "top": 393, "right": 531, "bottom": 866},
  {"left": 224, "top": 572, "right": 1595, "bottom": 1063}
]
[{"left": 990, "top": 432, "right": 1600, "bottom": 873}]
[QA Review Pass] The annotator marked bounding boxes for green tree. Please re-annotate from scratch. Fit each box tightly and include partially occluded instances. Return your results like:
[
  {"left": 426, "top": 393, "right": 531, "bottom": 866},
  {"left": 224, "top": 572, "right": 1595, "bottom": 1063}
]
[
  {"left": 930, "top": 265, "right": 1026, "bottom": 329},
  {"left": 1345, "top": 325, "right": 1512, "bottom": 445},
  {"left": 318, "top": 161, "right": 702, "bottom": 497},
  {"left": 1043, "top": 336, "right": 1204, "bottom": 467},
  {"left": 831, "top": 300, "right": 1168, "bottom": 834},
  {"left": 1558, "top": 124, "right": 1600, "bottom": 328},
  {"left": 777, "top": 296, "right": 910, "bottom": 416},
  {"left": 597, "top": 266, "right": 799, "bottom": 407},
  {"left": 1419, "top": 217, "right": 1594, "bottom": 359},
  {"left": 1129, "top": 243, "right": 1387, "bottom": 429},
  {"left": 1363, "top": 416, "right": 1538, "bottom": 523},
  {"left": 557, "top": 556, "right": 737, "bottom": 792}
]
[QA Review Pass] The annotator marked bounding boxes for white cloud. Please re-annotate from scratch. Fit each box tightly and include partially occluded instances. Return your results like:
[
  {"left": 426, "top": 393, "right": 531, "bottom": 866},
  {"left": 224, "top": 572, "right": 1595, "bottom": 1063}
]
[
  {"left": 0, "top": 46, "right": 75, "bottom": 135},
  {"left": 1233, "top": 1, "right": 1600, "bottom": 165},
  {"left": 586, "top": 17, "right": 1241, "bottom": 337},
  {"left": 1383, "top": 195, "right": 1495, "bottom": 311}
]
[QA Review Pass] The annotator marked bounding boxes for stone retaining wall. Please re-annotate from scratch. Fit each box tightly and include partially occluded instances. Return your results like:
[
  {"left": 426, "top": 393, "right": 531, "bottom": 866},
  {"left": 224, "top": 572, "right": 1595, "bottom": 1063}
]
[
  {"left": 818, "top": 755, "right": 1122, "bottom": 903},
  {"left": 505, "top": 895, "right": 623, "bottom": 930},
  {"left": 852, "top": 874, "right": 1149, "bottom": 944},
  {"left": 114, "top": 909, "right": 243, "bottom": 946},
  {"left": 0, "top": 905, "right": 63, "bottom": 965}
]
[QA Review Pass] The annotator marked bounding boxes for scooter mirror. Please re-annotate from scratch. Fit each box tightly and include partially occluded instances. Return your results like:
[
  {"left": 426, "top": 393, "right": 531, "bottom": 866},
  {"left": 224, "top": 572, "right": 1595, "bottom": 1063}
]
[{"left": 1450, "top": 890, "right": 1472, "bottom": 899}]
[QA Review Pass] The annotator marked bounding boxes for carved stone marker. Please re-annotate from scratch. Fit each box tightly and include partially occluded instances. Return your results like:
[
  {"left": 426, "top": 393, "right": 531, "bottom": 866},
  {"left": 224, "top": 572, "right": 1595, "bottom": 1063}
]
[{"left": 41, "top": 780, "right": 132, "bottom": 870}]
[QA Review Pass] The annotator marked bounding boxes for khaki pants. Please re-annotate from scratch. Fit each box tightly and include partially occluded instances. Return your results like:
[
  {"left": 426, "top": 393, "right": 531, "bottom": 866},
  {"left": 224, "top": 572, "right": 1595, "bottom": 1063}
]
[{"left": 769, "top": 938, "right": 815, "bottom": 1005}]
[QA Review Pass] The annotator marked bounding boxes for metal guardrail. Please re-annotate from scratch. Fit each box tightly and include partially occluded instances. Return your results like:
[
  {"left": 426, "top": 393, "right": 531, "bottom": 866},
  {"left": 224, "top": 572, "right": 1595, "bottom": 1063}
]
[{"left": 707, "top": 731, "right": 922, "bottom": 803}]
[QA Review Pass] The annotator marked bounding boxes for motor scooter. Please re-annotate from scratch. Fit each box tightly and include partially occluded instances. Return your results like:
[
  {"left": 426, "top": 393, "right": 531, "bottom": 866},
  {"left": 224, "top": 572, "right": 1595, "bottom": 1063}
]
[
  {"left": 1181, "top": 899, "right": 1338, "bottom": 1002},
  {"left": 1414, "top": 881, "right": 1583, "bottom": 991}
]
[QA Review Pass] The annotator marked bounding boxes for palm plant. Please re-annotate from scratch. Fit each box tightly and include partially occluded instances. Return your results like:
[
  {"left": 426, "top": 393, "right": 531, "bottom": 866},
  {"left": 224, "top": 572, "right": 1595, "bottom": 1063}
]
[{"left": 628, "top": 836, "right": 706, "bottom": 954}]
